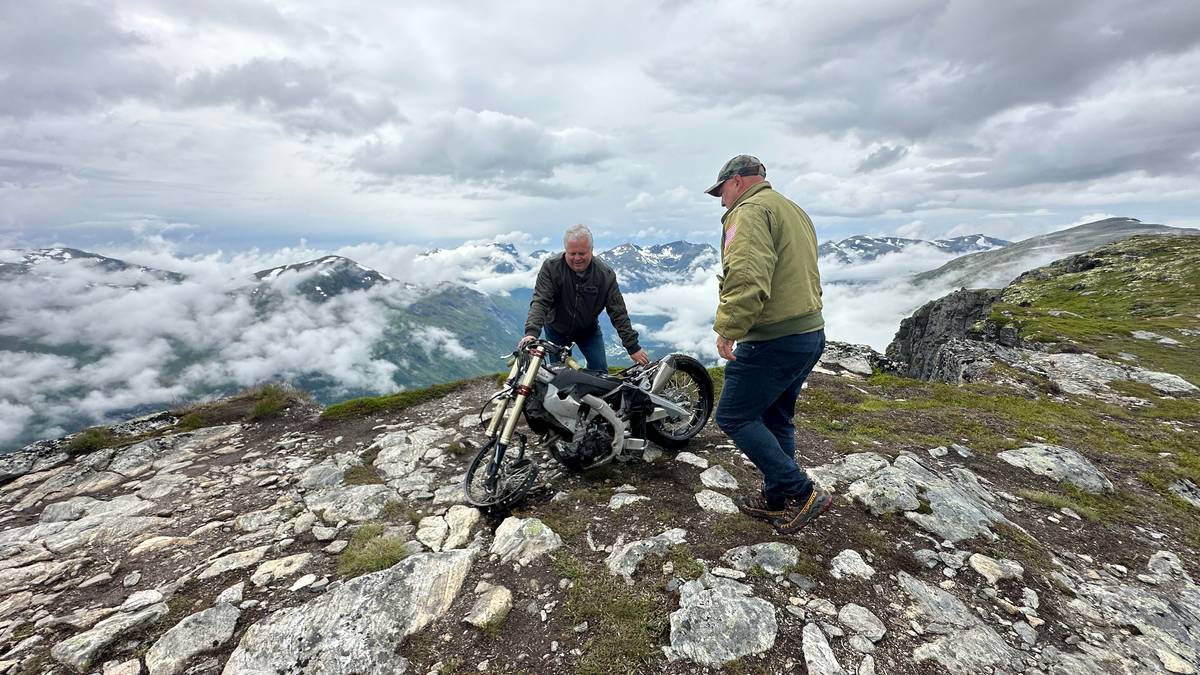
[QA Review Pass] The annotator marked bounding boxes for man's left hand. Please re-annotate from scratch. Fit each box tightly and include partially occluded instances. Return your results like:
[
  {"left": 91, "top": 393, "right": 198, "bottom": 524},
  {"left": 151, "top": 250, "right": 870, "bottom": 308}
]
[
  {"left": 630, "top": 349, "right": 650, "bottom": 365},
  {"left": 716, "top": 335, "right": 736, "bottom": 361}
]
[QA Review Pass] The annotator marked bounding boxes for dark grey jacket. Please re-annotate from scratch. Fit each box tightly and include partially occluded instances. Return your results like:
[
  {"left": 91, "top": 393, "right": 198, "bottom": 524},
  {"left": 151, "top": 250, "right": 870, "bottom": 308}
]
[{"left": 524, "top": 254, "right": 641, "bottom": 354}]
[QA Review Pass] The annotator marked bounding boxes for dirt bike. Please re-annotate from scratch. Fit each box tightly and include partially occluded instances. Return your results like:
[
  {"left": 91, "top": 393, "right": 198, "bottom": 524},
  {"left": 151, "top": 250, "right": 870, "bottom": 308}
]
[{"left": 462, "top": 338, "right": 714, "bottom": 509}]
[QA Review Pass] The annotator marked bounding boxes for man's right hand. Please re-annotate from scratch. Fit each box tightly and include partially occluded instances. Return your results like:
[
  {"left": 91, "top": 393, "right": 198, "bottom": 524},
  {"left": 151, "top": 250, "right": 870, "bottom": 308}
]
[{"left": 517, "top": 335, "right": 536, "bottom": 350}]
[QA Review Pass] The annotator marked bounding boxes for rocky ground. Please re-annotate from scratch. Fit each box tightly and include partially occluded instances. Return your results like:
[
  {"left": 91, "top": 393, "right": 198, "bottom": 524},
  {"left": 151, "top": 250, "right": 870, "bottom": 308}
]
[{"left": 1, "top": 235, "right": 1198, "bottom": 675}]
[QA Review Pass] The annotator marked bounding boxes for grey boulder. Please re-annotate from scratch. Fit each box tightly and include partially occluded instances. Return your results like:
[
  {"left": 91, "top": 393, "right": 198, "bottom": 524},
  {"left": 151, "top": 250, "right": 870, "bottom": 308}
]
[{"left": 222, "top": 550, "right": 473, "bottom": 674}]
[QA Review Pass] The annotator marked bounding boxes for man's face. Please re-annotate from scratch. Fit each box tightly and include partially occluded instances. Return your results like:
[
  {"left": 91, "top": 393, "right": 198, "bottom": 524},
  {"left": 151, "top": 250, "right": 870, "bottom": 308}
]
[
  {"left": 564, "top": 238, "right": 593, "bottom": 272},
  {"left": 719, "top": 175, "right": 743, "bottom": 209}
]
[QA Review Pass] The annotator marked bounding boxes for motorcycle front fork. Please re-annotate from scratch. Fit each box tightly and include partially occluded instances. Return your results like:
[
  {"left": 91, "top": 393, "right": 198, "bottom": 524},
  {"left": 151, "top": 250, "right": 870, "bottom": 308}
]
[{"left": 483, "top": 349, "right": 544, "bottom": 489}]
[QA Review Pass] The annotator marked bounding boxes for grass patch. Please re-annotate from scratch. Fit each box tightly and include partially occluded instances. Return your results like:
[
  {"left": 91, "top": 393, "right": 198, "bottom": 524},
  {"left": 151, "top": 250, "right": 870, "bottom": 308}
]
[
  {"left": 379, "top": 500, "right": 407, "bottom": 523},
  {"left": 1017, "top": 485, "right": 1137, "bottom": 526},
  {"left": 522, "top": 506, "right": 589, "bottom": 541},
  {"left": 322, "top": 379, "right": 472, "bottom": 420},
  {"left": 344, "top": 445, "right": 383, "bottom": 486},
  {"left": 1017, "top": 489, "right": 1103, "bottom": 521},
  {"left": 246, "top": 384, "right": 294, "bottom": 421},
  {"left": 745, "top": 565, "right": 773, "bottom": 580},
  {"left": 839, "top": 516, "right": 896, "bottom": 558},
  {"left": 665, "top": 545, "right": 705, "bottom": 580},
  {"left": 787, "top": 556, "right": 822, "bottom": 579},
  {"left": 177, "top": 411, "right": 215, "bottom": 431},
  {"left": 554, "top": 552, "right": 670, "bottom": 675},
  {"left": 780, "top": 366, "right": 1199, "bottom": 465},
  {"left": 988, "top": 523, "right": 1056, "bottom": 578},
  {"left": 706, "top": 513, "right": 775, "bottom": 541},
  {"left": 337, "top": 523, "right": 412, "bottom": 578},
  {"left": 173, "top": 383, "right": 310, "bottom": 430},
  {"left": 343, "top": 464, "right": 384, "bottom": 485},
  {"left": 707, "top": 366, "right": 725, "bottom": 399},
  {"left": 988, "top": 236, "right": 1200, "bottom": 385},
  {"left": 65, "top": 427, "right": 118, "bottom": 455}
]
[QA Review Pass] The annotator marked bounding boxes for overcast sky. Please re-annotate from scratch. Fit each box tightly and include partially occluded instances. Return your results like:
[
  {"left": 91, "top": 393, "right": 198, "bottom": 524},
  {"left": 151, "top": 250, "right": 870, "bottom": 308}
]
[{"left": 2, "top": 0, "right": 1200, "bottom": 254}]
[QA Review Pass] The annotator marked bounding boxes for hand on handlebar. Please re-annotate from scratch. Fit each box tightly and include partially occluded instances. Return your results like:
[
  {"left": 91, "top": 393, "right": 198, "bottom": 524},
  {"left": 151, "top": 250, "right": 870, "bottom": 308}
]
[
  {"left": 517, "top": 335, "right": 536, "bottom": 350},
  {"left": 630, "top": 349, "right": 650, "bottom": 366}
]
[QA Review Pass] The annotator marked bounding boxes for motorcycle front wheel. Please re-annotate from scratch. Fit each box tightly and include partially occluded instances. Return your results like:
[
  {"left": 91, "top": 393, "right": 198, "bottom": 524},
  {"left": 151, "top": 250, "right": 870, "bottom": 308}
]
[
  {"left": 646, "top": 355, "right": 714, "bottom": 448},
  {"left": 463, "top": 438, "right": 538, "bottom": 510}
]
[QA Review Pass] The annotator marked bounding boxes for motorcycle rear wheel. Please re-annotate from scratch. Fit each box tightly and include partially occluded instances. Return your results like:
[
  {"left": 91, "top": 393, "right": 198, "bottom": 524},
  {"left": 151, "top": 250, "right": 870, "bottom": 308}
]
[
  {"left": 646, "top": 355, "right": 714, "bottom": 448},
  {"left": 463, "top": 438, "right": 538, "bottom": 509}
]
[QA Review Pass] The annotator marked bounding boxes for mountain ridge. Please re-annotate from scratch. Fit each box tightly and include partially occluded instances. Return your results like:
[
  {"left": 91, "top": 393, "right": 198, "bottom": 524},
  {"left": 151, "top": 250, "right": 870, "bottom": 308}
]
[{"left": 818, "top": 233, "right": 1011, "bottom": 264}]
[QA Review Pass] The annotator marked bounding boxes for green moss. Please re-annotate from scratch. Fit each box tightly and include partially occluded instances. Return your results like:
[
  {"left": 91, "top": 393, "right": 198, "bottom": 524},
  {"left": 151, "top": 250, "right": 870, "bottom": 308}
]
[
  {"left": 337, "top": 523, "right": 411, "bottom": 577},
  {"left": 322, "top": 379, "right": 472, "bottom": 420}
]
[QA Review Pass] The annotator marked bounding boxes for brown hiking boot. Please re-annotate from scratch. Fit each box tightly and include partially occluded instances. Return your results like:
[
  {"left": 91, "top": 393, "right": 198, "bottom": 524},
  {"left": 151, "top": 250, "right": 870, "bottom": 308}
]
[
  {"left": 736, "top": 493, "right": 786, "bottom": 521},
  {"left": 772, "top": 488, "right": 833, "bottom": 534}
]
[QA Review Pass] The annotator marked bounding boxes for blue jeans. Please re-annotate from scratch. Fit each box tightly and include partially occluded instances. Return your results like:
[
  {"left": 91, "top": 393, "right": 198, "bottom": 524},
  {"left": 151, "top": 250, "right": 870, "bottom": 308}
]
[
  {"left": 542, "top": 324, "right": 609, "bottom": 371},
  {"left": 715, "top": 330, "right": 826, "bottom": 509}
]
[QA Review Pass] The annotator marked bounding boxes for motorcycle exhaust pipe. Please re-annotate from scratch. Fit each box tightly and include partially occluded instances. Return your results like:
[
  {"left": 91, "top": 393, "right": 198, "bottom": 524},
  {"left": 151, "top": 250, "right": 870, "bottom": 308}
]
[
  {"left": 649, "top": 355, "right": 676, "bottom": 394},
  {"left": 580, "top": 393, "right": 626, "bottom": 464}
]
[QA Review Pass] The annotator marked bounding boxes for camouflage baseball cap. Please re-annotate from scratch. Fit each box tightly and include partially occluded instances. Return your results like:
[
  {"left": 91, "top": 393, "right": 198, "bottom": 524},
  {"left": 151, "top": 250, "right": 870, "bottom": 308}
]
[{"left": 705, "top": 155, "right": 766, "bottom": 196}]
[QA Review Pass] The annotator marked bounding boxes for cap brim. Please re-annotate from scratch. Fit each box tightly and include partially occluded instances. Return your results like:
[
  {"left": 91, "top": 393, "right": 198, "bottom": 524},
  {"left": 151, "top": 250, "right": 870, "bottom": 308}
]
[{"left": 704, "top": 180, "right": 724, "bottom": 197}]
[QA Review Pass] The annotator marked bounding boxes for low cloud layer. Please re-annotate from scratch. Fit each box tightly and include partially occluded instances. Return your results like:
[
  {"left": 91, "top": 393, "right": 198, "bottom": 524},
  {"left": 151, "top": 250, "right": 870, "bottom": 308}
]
[{"left": 0, "top": 249, "right": 466, "bottom": 449}]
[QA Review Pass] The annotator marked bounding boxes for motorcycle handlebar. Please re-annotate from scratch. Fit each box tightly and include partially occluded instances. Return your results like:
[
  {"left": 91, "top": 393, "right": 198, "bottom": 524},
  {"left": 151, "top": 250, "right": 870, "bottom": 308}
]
[{"left": 520, "top": 338, "right": 572, "bottom": 359}]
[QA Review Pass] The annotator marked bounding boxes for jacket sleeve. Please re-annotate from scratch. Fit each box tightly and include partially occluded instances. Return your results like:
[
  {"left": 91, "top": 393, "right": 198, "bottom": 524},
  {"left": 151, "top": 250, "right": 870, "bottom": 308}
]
[
  {"left": 714, "top": 205, "right": 776, "bottom": 341},
  {"left": 604, "top": 276, "right": 642, "bottom": 354},
  {"left": 524, "top": 261, "right": 555, "bottom": 338}
]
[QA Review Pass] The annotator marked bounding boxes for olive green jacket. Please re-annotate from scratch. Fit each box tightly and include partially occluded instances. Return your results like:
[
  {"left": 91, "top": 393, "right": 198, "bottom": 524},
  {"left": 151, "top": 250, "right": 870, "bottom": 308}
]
[{"left": 714, "top": 181, "right": 824, "bottom": 342}]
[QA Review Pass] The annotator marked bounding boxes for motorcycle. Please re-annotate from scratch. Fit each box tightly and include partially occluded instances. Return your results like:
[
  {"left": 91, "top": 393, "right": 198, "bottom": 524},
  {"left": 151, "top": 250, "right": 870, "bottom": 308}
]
[{"left": 462, "top": 338, "right": 714, "bottom": 509}]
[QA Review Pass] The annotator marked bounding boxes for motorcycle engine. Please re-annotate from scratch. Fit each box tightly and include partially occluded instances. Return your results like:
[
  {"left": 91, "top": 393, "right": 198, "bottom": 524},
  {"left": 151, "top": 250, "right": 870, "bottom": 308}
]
[{"left": 554, "top": 418, "right": 614, "bottom": 471}]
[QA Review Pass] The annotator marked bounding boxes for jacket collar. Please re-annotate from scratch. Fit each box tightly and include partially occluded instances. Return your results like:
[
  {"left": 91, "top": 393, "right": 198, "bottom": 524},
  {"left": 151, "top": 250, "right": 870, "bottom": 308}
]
[{"left": 721, "top": 181, "right": 772, "bottom": 225}]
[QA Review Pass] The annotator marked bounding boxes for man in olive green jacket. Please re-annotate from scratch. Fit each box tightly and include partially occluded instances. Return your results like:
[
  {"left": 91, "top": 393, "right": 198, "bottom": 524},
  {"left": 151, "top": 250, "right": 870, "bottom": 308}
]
[{"left": 707, "top": 155, "right": 832, "bottom": 535}]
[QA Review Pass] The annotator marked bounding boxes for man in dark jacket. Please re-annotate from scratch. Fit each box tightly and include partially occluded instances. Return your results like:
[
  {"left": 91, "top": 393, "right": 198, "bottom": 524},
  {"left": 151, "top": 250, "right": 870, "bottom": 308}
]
[{"left": 520, "top": 224, "right": 649, "bottom": 370}]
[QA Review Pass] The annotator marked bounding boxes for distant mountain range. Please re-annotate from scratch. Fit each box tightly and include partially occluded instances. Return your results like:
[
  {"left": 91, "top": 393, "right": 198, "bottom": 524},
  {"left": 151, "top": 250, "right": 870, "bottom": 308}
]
[
  {"left": 5, "top": 219, "right": 1197, "bottom": 452},
  {"left": 911, "top": 218, "right": 1199, "bottom": 288},
  {"left": 0, "top": 247, "right": 185, "bottom": 286},
  {"left": 818, "top": 234, "right": 1011, "bottom": 264}
]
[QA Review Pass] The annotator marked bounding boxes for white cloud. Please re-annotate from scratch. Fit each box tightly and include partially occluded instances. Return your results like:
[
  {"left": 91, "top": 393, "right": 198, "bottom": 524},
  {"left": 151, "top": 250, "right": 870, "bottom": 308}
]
[
  {"left": 0, "top": 399, "right": 35, "bottom": 449},
  {"left": 411, "top": 326, "right": 475, "bottom": 360},
  {"left": 625, "top": 266, "right": 722, "bottom": 360},
  {"left": 820, "top": 245, "right": 965, "bottom": 283}
]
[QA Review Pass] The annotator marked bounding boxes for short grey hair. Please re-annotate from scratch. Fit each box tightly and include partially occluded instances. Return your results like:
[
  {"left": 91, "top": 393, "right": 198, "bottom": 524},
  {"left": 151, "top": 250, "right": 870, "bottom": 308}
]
[{"left": 563, "top": 224, "right": 593, "bottom": 249}]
